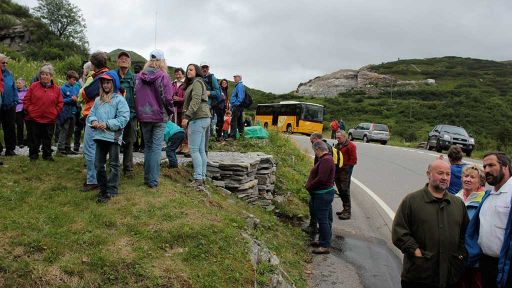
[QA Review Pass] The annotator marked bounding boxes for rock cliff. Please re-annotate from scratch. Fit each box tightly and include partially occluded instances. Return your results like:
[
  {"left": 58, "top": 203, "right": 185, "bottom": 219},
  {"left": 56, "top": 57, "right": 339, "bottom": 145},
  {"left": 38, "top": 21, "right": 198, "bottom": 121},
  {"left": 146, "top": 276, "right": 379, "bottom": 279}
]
[{"left": 296, "top": 68, "right": 397, "bottom": 97}]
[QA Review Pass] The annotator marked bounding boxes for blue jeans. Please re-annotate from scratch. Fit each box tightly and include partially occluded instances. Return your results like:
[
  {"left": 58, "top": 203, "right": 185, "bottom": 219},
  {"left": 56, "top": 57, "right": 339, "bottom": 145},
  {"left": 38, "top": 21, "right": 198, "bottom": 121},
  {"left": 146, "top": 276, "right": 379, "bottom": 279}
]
[
  {"left": 166, "top": 131, "right": 185, "bottom": 168},
  {"left": 312, "top": 190, "right": 335, "bottom": 248},
  {"left": 141, "top": 122, "right": 165, "bottom": 187},
  {"left": 83, "top": 124, "right": 97, "bottom": 185},
  {"left": 95, "top": 140, "right": 120, "bottom": 197},
  {"left": 188, "top": 117, "right": 210, "bottom": 180}
]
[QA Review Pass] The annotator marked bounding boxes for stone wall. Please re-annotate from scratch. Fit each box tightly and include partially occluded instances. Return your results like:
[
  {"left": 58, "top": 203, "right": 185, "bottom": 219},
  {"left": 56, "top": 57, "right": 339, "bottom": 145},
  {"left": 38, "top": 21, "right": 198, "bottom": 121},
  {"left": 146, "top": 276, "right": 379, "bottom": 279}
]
[
  {"left": 206, "top": 152, "right": 277, "bottom": 209},
  {"left": 0, "top": 25, "right": 31, "bottom": 51}
]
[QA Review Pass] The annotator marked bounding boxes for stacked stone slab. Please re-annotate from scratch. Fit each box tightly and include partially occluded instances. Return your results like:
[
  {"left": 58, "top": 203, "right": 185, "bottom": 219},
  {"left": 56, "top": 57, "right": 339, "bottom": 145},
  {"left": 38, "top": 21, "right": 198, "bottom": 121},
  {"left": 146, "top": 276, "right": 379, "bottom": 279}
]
[{"left": 207, "top": 152, "right": 277, "bottom": 207}]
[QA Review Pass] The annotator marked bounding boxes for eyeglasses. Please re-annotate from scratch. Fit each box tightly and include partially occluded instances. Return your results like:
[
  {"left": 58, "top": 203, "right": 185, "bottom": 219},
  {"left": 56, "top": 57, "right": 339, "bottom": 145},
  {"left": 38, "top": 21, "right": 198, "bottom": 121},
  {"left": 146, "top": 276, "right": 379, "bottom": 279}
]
[{"left": 1, "top": 62, "right": 7, "bottom": 64}]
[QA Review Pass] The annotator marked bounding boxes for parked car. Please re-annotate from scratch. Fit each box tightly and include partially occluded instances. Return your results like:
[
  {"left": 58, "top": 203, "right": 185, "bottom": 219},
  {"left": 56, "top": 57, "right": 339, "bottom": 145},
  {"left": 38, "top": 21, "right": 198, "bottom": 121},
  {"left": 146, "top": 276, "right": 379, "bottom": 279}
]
[
  {"left": 427, "top": 124, "right": 475, "bottom": 157},
  {"left": 348, "top": 123, "right": 390, "bottom": 145}
]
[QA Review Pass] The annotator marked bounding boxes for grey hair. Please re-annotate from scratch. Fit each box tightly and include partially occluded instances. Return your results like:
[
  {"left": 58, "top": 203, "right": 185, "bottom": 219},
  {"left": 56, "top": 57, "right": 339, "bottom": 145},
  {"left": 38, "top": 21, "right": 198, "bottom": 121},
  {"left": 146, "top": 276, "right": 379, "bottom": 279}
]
[
  {"left": 39, "top": 63, "right": 54, "bottom": 76},
  {"left": 336, "top": 130, "right": 347, "bottom": 137},
  {"left": 83, "top": 61, "right": 92, "bottom": 71},
  {"left": 310, "top": 133, "right": 323, "bottom": 140},
  {"left": 312, "top": 140, "right": 328, "bottom": 152},
  {"left": 0, "top": 53, "right": 7, "bottom": 61}
]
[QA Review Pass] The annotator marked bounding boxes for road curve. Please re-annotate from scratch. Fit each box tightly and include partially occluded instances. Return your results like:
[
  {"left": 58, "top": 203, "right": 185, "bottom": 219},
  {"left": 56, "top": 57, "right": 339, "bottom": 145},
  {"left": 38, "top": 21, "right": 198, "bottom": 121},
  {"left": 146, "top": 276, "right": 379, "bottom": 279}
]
[{"left": 290, "top": 135, "right": 482, "bottom": 288}]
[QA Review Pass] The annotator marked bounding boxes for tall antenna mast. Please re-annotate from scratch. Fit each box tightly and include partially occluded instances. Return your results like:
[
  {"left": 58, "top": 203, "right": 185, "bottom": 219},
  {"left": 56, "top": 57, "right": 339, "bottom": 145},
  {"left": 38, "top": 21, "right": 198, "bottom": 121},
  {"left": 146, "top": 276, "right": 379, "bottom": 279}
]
[{"left": 154, "top": 8, "right": 158, "bottom": 48}]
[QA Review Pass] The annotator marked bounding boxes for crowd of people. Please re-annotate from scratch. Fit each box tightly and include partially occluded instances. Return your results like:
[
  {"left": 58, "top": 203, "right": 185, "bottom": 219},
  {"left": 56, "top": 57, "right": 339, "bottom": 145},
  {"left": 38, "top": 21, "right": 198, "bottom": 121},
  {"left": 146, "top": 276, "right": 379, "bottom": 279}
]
[
  {"left": 304, "top": 128, "right": 512, "bottom": 287},
  {"left": 0, "top": 50, "right": 248, "bottom": 201}
]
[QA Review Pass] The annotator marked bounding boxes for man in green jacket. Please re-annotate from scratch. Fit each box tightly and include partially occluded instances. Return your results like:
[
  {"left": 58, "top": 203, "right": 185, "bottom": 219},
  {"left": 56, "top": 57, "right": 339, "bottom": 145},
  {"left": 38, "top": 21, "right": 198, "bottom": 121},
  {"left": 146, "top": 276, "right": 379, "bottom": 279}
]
[
  {"left": 392, "top": 159, "right": 469, "bottom": 288},
  {"left": 116, "top": 51, "right": 137, "bottom": 177}
]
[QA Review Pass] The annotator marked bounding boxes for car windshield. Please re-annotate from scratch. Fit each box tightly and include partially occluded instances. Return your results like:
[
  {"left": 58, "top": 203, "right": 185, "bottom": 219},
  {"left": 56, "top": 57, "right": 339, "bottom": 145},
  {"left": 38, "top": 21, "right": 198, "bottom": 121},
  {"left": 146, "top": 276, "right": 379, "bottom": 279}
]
[
  {"left": 373, "top": 124, "right": 389, "bottom": 132},
  {"left": 443, "top": 126, "right": 468, "bottom": 136}
]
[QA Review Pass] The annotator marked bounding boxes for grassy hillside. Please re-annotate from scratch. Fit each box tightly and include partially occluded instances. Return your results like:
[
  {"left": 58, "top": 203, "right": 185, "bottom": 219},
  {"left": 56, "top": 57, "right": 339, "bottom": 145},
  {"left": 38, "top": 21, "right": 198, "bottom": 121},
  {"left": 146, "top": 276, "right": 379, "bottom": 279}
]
[
  {"left": 261, "top": 57, "right": 512, "bottom": 156},
  {"left": 0, "top": 132, "right": 311, "bottom": 287},
  {"left": 0, "top": 0, "right": 88, "bottom": 61}
]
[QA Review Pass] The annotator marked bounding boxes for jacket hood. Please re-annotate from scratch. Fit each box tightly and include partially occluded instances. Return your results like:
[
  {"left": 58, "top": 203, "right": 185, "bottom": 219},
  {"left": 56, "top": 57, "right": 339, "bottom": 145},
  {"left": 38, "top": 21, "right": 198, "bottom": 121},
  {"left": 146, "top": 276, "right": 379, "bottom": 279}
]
[
  {"left": 99, "top": 70, "right": 121, "bottom": 93},
  {"left": 138, "top": 68, "right": 166, "bottom": 83}
]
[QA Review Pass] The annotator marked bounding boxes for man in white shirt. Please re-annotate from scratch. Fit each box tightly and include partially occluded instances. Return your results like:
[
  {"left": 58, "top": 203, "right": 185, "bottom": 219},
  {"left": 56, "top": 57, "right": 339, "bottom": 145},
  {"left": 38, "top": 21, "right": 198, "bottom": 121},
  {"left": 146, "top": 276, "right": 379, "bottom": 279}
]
[{"left": 471, "top": 152, "right": 512, "bottom": 288}]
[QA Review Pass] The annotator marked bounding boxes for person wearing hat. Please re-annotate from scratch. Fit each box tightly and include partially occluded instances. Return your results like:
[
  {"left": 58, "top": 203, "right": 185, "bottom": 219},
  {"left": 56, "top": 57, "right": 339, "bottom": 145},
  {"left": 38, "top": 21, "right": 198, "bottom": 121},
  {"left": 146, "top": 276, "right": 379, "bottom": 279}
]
[
  {"left": 115, "top": 51, "right": 137, "bottom": 178},
  {"left": 87, "top": 71, "right": 130, "bottom": 203},
  {"left": 0, "top": 53, "right": 19, "bottom": 156},
  {"left": 135, "top": 49, "right": 173, "bottom": 188},
  {"left": 200, "top": 62, "right": 222, "bottom": 143},
  {"left": 228, "top": 74, "right": 245, "bottom": 140},
  {"left": 23, "top": 63, "right": 63, "bottom": 161}
]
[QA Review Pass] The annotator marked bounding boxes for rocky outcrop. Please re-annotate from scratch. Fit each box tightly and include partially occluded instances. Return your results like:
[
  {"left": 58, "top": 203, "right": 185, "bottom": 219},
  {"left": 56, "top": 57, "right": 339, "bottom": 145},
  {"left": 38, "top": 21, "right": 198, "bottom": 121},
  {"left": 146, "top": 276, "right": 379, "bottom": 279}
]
[
  {"left": 0, "top": 25, "right": 31, "bottom": 51},
  {"left": 296, "top": 68, "right": 397, "bottom": 97},
  {"left": 206, "top": 152, "right": 277, "bottom": 210}
]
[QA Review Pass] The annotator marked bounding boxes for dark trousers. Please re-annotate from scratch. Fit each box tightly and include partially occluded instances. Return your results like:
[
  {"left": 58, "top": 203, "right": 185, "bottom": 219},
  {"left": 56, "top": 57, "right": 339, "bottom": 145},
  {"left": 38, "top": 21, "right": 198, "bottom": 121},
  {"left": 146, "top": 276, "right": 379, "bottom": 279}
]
[
  {"left": 15, "top": 111, "right": 25, "bottom": 145},
  {"left": 480, "top": 255, "right": 499, "bottom": 288},
  {"left": 26, "top": 120, "right": 55, "bottom": 159},
  {"left": 0, "top": 107, "right": 17, "bottom": 152},
  {"left": 334, "top": 165, "right": 354, "bottom": 210},
  {"left": 122, "top": 118, "right": 137, "bottom": 172},
  {"left": 95, "top": 140, "right": 120, "bottom": 197},
  {"left": 57, "top": 117, "right": 75, "bottom": 151},
  {"left": 331, "top": 130, "right": 336, "bottom": 139},
  {"left": 311, "top": 190, "right": 334, "bottom": 248},
  {"left": 73, "top": 109, "right": 84, "bottom": 149},
  {"left": 166, "top": 131, "right": 185, "bottom": 168},
  {"left": 229, "top": 106, "right": 244, "bottom": 138},
  {"left": 214, "top": 107, "right": 225, "bottom": 140}
]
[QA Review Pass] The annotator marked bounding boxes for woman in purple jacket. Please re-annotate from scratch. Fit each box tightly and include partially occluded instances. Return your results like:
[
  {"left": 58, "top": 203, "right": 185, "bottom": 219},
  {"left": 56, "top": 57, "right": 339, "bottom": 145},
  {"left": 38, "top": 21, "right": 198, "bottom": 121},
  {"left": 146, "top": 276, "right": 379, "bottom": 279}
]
[{"left": 135, "top": 49, "right": 173, "bottom": 188}]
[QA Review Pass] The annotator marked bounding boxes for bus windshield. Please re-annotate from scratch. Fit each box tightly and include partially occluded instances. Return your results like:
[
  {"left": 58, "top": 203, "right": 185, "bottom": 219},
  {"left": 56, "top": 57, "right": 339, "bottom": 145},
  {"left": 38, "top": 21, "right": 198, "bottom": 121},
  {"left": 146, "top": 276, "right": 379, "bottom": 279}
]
[{"left": 301, "top": 104, "right": 323, "bottom": 122}]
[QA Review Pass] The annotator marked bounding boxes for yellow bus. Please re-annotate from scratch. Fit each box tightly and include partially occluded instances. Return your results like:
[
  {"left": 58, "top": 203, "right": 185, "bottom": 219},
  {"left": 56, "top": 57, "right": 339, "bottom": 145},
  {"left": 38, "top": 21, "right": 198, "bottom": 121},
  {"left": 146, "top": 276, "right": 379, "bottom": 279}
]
[{"left": 255, "top": 101, "right": 324, "bottom": 135}]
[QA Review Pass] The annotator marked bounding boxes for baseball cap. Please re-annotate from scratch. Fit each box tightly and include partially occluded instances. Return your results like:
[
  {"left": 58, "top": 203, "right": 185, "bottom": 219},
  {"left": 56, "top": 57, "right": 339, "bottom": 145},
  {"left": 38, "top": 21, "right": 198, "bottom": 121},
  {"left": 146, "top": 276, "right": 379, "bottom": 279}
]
[
  {"left": 117, "top": 51, "right": 130, "bottom": 59},
  {"left": 150, "top": 49, "right": 165, "bottom": 60},
  {"left": 99, "top": 73, "right": 113, "bottom": 80},
  {"left": 200, "top": 61, "right": 209, "bottom": 68},
  {"left": 233, "top": 74, "right": 241, "bottom": 77}
]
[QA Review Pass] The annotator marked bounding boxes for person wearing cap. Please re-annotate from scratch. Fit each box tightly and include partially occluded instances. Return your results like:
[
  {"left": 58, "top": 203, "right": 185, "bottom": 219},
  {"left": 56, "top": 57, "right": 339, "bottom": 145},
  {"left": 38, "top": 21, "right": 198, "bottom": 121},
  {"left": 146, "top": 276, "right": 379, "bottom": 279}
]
[
  {"left": 23, "top": 63, "right": 63, "bottom": 161},
  {"left": 87, "top": 71, "right": 130, "bottom": 203},
  {"left": 200, "top": 62, "right": 223, "bottom": 143},
  {"left": 79, "top": 51, "right": 110, "bottom": 192},
  {"left": 116, "top": 51, "right": 137, "bottom": 178},
  {"left": 0, "top": 53, "right": 19, "bottom": 156},
  {"left": 228, "top": 74, "right": 245, "bottom": 140},
  {"left": 135, "top": 49, "right": 173, "bottom": 188}
]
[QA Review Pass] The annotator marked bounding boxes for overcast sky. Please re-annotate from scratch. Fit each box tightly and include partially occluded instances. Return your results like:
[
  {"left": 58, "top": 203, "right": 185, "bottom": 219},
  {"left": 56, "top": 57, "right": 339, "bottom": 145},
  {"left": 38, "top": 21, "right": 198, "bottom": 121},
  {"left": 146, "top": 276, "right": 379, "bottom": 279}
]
[{"left": 14, "top": 0, "right": 512, "bottom": 93}]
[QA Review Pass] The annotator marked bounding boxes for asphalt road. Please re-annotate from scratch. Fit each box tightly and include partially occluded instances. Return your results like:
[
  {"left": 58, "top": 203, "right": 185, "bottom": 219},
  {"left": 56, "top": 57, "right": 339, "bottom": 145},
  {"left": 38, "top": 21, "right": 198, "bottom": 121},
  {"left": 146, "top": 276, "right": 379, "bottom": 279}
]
[{"left": 290, "top": 135, "right": 481, "bottom": 288}]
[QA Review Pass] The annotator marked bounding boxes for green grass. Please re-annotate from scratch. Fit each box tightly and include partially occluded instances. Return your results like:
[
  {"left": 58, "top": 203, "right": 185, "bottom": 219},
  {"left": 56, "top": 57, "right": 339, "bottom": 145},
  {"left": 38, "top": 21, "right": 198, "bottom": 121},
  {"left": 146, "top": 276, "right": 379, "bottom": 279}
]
[{"left": 0, "top": 132, "right": 310, "bottom": 287}]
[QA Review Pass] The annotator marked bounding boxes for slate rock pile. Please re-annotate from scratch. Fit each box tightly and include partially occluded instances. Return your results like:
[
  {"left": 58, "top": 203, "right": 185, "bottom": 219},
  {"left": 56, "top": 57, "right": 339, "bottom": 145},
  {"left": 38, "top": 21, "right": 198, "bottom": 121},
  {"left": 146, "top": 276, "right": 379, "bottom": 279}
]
[{"left": 206, "top": 152, "right": 277, "bottom": 208}]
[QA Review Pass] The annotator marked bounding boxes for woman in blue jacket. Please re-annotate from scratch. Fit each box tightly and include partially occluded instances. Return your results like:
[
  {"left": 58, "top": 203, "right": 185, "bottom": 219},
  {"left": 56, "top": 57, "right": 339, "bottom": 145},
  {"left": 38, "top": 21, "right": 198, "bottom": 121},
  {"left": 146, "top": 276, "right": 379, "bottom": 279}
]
[{"left": 87, "top": 71, "right": 129, "bottom": 203}]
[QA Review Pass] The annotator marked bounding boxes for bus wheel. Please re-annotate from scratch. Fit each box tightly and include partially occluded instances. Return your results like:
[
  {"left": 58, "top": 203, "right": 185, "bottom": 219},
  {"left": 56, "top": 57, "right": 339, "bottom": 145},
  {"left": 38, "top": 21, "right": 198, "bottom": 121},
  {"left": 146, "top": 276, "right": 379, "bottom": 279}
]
[
  {"left": 286, "top": 124, "right": 292, "bottom": 134},
  {"left": 264, "top": 122, "right": 268, "bottom": 129}
]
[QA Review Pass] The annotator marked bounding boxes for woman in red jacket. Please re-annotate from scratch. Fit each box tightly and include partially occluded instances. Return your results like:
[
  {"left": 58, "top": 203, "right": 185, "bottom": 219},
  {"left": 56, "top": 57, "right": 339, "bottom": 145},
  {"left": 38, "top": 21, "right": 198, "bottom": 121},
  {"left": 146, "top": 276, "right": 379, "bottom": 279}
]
[{"left": 24, "top": 64, "right": 63, "bottom": 161}]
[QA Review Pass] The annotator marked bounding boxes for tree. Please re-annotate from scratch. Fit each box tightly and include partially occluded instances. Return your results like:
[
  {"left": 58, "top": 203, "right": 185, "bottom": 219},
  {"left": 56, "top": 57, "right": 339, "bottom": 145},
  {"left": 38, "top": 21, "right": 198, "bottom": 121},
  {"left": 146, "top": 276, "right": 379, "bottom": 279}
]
[{"left": 33, "top": 0, "right": 88, "bottom": 47}]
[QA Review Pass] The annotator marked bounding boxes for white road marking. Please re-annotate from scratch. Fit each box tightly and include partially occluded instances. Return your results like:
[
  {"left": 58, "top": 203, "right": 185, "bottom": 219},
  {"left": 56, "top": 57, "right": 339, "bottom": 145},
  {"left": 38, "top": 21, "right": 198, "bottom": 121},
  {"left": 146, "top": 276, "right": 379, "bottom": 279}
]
[{"left": 352, "top": 177, "right": 395, "bottom": 220}]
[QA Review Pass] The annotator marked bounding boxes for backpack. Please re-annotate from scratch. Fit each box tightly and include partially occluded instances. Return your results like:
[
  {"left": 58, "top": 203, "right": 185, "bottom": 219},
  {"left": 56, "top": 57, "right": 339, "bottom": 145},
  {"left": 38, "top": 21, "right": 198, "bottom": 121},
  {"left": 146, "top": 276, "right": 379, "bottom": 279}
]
[
  {"left": 242, "top": 88, "right": 253, "bottom": 108},
  {"left": 330, "top": 120, "right": 339, "bottom": 131},
  {"left": 331, "top": 146, "right": 343, "bottom": 169}
]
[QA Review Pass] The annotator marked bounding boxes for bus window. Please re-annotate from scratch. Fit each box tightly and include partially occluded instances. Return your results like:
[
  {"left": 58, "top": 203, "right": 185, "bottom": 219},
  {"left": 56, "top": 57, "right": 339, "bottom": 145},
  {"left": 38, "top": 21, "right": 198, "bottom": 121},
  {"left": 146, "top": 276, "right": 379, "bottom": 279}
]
[{"left": 302, "top": 105, "right": 323, "bottom": 122}]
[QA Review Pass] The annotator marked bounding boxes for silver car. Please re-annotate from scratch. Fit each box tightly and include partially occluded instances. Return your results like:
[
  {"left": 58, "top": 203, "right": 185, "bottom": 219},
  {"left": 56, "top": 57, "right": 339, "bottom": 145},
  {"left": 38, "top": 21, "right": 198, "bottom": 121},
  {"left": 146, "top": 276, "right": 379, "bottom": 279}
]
[{"left": 348, "top": 123, "right": 390, "bottom": 145}]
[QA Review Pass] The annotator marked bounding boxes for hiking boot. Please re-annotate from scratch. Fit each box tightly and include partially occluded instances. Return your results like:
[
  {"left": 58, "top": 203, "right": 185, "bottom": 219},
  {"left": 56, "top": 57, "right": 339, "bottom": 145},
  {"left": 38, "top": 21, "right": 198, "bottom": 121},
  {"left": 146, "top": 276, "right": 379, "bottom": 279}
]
[
  {"left": 96, "top": 195, "right": 111, "bottom": 203},
  {"left": 65, "top": 149, "right": 78, "bottom": 155},
  {"left": 81, "top": 183, "right": 99, "bottom": 192},
  {"left": 338, "top": 210, "right": 351, "bottom": 220},
  {"left": 124, "top": 170, "right": 135, "bottom": 178},
  {"left": 43, "top": 156, "right": 55, "bottom": 161},
  {"left": 5, "top": 150, "right": 16, "bottom": 156},
  {"left": 312, "top": 247, "right": 330, "bottom": 254},
  {"left": 73, "top": 146, "right": 80, "bottom": 152}
]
